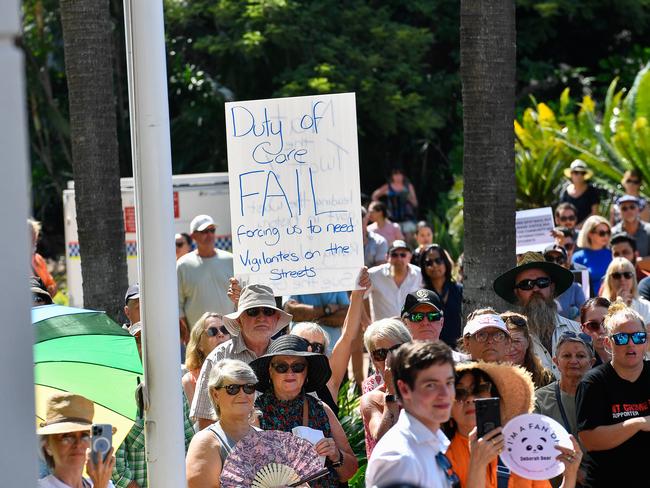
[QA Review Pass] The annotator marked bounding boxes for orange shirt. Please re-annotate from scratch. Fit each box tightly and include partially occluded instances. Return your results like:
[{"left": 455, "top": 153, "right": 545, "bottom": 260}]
[{"left": 32, "top": 253, "right": 57, "bottom": 297}]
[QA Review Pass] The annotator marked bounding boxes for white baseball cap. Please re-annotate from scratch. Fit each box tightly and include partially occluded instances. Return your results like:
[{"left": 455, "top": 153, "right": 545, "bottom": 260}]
[
  {"left": 463, "top": 314, "right": 509, "bottom": 337},
  {"left": 190, "top": 214, "right": 215, "bottom": 233}
]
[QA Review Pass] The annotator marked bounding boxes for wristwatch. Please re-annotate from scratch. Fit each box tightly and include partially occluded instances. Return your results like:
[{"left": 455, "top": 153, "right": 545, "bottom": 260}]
[
  {"left": 324, "top": 305, "right": 332, "bottom": 316},
  {"left": 330, "top": 448, "right": 344, "bottom": 468}
]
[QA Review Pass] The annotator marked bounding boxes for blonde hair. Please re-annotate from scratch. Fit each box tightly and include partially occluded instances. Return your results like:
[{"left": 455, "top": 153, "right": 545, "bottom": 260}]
[
  {"left": 577, "top": 215, "right": 610, "bottom": 249},
  {"left": 601, "top": 257, "right": 638, "bottom": 301},
  {"left": 208, "top": 359, "right": 258, "bottom": 418},
  {"left": 603, "top": 301, "right": 646, "bottom": 335},
  {"left": 364, "top": 318, "right": 412, "bottom": 352},
  {"left": 185, "top": 312, "right": 223, "bottom": 371}
]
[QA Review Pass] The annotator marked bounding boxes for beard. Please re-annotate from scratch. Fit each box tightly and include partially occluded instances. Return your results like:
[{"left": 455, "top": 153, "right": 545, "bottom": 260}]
[{"left": 521, "top": 293, "right": 557, "bottom": 352}]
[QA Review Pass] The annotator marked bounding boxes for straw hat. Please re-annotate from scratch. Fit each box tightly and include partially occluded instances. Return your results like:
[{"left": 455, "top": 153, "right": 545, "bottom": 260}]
[
  {"left": 456, "top": 361, "right": 534, "bottom": 425},
  {"left": 223, "top": 284, "right": 292, "bottom": 335},
  {"left": 563, "top": 159, "right": 593, "bottom": 180},
  {"left": 37, "top": 392, "right": 94, "bottom": 435}
]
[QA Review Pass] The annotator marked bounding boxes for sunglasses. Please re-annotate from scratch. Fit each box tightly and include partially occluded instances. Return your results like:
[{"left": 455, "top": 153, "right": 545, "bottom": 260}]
[
  {"left": 591, "top": 229, "right": 611, "bottom": 237},
  {"left": 611, "top": 271, "right": 634, "bottom": 280},
  {"left": 407, "top": 311, "right": 444, "bottom": 323},
  {"left": 620, "top": 205, "right": 638, "bottom": 212},
  {"left": 514, "top": 277, "right": 551, "bottom": 291},
  {"left": 371, "top": 343, "right": 403, "bottom": 362},
  {"left": 571, "top": 170, "right": 587, "bottom": 175},
  {"left": 424, "top": 257, "right": 445, "bottom": 267},
  {"left": 610, "top": 331, "right": 647, "bottom": 346},
  {"left": 206, "top": 326, "right": 230, "bottom": 337},
  {"left": 197, "top": 228, "right": 216, "bottom": 234},
  {"left": 544, "top": 255, "right": 566, "bottom": 265},
  {"left": 625, "top": 179, "right": 641, "bottom": 184},
  {"left": 455, "top": 382, "right": 493, "bottom": 403},
  {"left": 558, "top": 331, "right": 593, "bottom": 345},
  {"left": 216, "top": 383, "right": 256, "bottom": 395},
  {"left": 390, "top": 252, "right": 409, "bottom": 258},
  {"left": 582, "top": 319, "right": 604, "bottom": 332},
  {"left": 435, "top": 452, "right": 460, "bottom": 488},
  {"left": 472, "top": 330, "right": 508, "bottom": 343},
  {"left": 175, "top": 240, "right": 186, "bottom": 248},
  {"left": 558, "top": 215, "right": 577, "bottom": 222},
  {"left": 245, "top": 307, "right": 277, "bottom": 317},
  {"left": 271, "top": 362, "right": 307, "bottom": 374},
  {"left": 307, "top": 341, "right": 325, "bottom": 354}
]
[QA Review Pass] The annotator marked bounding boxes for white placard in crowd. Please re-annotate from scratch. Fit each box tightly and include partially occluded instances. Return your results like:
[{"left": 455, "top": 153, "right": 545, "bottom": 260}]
[
  {"left": 226, "top": 93, "right": 363, "bottom": 295},
  {"left": 516, "top": 207, "right": 555, "bottom": 254}
]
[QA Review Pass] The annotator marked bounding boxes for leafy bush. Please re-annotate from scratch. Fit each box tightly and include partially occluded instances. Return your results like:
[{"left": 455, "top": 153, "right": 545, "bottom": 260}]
[{"left": 337, "top": 381, "right": 367, "bottom": 488}]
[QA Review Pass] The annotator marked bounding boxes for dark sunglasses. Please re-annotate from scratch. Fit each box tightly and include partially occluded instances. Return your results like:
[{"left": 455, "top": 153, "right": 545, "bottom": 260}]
[
  {"left": 591, "top": 229, "right": 611, "bottom": 237},
  {"left": 407, "top": 311, "right": 444, "bottom": 323},
  {"left": 611, "top": 271, "right": 634, "bottom": 280},
  {"left": 198, "top": 228, "right": 216, "bottom": 234},
  {"left": 558, "top": 331, "right": 593, "bottom": 345},
  {"left": 424, "top": 257, "right": 445, "bottom": 267},
  {"left": 514, "top": 277, "right": 552, "bottom": 291},
  {"left": 455, "top": 382, "right": 493, "bottom": 403},
  {"left": 620, "top": 205, "right": 638, "bottom": 212},
  {"left": 245, "top": 307, "right": 277, "bottom": 317},
  {"left": 307, "top": 341, "right": 325, "bottom": 354},
  {"left": 206, "top": 326, "right": 230, "bottom": 337},
  {"left": 611, "top": 331, "right": 647, "bottom": 346},
  {"left": 625, "top": 179, "right": 641, "bottom": 184},
  {"left": 371, "top": 343, "right": 402, "bottom": 362},
  {"left": 390, "top": 251, "right": 409, "bottom": 258},
  {"left": 217, "top": 383, "right": 256, "bottom": 395},
  {"left": 435, "top": 452, "right": 460, "bottom": 488},
  {"left": 544, "top": 255, "right": 566, "bottom": 265},
  {"left": 558, "top": 215, "right": 577, "bottom": 222},
  {"left": 175, "top": 240, "right": 186, "bottom": 248},
  {"left": 271, "top": 362, "right": 307, "bottom": 374},
  {"left": 582, "top": 319, "right": 604, "bottom": 332}
]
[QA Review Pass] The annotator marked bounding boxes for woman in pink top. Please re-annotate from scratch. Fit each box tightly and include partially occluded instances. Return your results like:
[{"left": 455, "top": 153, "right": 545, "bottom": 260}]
[{"left": 367, "top": 200, "right": 404, "bottom": 246}]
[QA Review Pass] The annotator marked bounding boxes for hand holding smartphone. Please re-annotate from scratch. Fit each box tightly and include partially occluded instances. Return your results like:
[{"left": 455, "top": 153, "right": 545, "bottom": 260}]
[
  {"left": 475, "top": 397, "right": 501, "bottom": 438},
  {"left": 91, "top": 423, "right": 113, "bottom": 465}
]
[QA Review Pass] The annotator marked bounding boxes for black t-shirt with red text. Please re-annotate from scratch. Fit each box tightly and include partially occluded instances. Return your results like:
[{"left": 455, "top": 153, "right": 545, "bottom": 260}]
[{"left": 576, "top": 361, "right": 650, "bottom": 487}]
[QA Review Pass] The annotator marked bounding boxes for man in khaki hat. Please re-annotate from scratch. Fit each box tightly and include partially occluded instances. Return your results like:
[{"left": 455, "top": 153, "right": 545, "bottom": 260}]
[{"left": 190, "top": 283, "right": 291, "bottom": 428}]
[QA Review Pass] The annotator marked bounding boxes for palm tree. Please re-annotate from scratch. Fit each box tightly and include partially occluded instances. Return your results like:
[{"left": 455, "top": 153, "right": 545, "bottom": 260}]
[
  {"left": 60, "top": 0, "right": 128, "bottom": 319},
  {"left": 460, "top": 0, "right": 516, "bottom": 314}
]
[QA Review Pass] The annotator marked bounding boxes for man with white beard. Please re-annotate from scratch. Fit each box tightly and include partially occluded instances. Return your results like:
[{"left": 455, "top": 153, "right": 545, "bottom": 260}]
[{"left": 493, "top": 252, "right": 581, "bottom": 378}]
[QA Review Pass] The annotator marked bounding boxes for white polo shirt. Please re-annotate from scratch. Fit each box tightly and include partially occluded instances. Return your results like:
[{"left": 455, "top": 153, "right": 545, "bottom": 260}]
[
  {"left": 367, "top": 263, "right": 423, "bottom": 321},
  {"left": 366, "top": 410, "right": 453, "bottom": 488}
]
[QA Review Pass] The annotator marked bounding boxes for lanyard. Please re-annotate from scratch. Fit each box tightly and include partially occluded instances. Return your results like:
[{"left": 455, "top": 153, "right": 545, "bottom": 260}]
[{"left": 554, "top": 382, "right": 572, "bottom": 432}]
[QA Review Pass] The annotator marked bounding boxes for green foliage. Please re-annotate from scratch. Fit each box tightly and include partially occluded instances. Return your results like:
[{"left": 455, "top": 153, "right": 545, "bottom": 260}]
[
  {"left": 428, "top": 177, "right": 464, "bottom": 260},
  {"left": 337, "top": 381, "right": 366, "bottom": 488}
]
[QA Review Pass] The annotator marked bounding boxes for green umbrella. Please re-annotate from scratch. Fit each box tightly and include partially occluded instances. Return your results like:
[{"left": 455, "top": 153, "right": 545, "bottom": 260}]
[{"left": 33, "top": 305, "right": 144, "bottom": 447}]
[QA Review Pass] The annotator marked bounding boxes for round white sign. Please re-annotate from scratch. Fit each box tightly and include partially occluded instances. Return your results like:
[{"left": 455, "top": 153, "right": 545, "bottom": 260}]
[{"left": 500, "top": 413, "right": 572, "bottom": 480}]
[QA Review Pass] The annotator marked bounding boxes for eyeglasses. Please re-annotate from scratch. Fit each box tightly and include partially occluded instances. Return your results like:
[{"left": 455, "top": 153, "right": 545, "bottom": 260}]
[
  {"left": 206, "top": 326, "right": 230, "bottom": 337},
  {"left": 307, "top": 341, "right": 325, "bottom": 354},
  {"left": 271, "top": 362, "right": 307, "bottom": 374},
  {"left": 514, "top": 277, "right": 551, "bottom": 291},
  {"left": 611, "top": 271, "right": 634, "bottom": 280},
  {"left": 455, "top": 382, "right": 493, "bottom": 403},
  {"left": 435, "top": 452, "right": 460, "bottom": 488},
  {"left": 371, "top": 343, "right": 403, "bottom": 362},
  {"left": 625, "top": 179, "right": 641, "bottom": 185},
  {"left": 620, "top": 205, "right": 638, "bottom": 212},
  {"left": 590, "top": 229, "right": 611, "bottom": 237},
  {"left": 197, "top": 228, "right": 216, "bottom": 234},
  {"left": 558, "top": 331, "right": 593, "bottom": 345},
  {"left": 544, "top": 255, "right": 566, "bottom": 265},
  {"left": 582, "top": 319, "right": 604, "bottom": 332},
  {"left": 407, "top": 311, "right": 444, "bottom": 323},
  {"left": 558, "top": 215, "right": 577, "bottom": 222},
  {"left": 424, "top": 257, "right": 445, "bottom": 267},
  {"left": 390, "top": 252, "right": 409, "bottom": 258},
  {"left": 58, "top": 432, "right": 91, "bottom": 446},
  {"left": 472, "top": 330, "right": 508, "bottom": 343},
  {"left": 175, "top": 240, "right": 185, "bottom": 248},
  {"left": 216, "top": 383, "right": 256, "bottom": 395},
  {"left": 245, "top": 307, "right": 277, "bottom": 317},
  {"left": 610, "top": 331, "right": 647, "bottom": 346}
]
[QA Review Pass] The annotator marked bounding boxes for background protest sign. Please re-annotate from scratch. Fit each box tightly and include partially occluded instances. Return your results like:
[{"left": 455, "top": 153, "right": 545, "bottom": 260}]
[
  {"left": 225, "top": 93, "right": 363, "bottom": 295},
  {"left": 516, "top": 207, "right": 555, "bottom": 254}
]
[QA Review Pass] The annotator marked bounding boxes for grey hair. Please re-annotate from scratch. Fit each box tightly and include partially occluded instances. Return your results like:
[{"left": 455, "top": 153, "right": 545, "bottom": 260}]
[
  {"left": 207, "top": 359, "right": 258, "bottom": 417},
  {"left": 291, "top": 321, "right": 331, "bottom": 350},
  {"left": 364, "top": 318, "right": 412, "bottom": 352},
  {"left": 39, "top": 435, "right": 55, "bottom": 469}
]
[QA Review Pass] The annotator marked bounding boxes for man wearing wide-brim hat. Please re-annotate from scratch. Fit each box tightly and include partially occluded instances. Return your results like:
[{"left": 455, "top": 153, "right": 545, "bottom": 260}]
[
  {"left": 493, "top": 252, "right": 581, "bottom": 379},
  {"left": 190, "top": 283, "right": 292, "bottom": 429}
]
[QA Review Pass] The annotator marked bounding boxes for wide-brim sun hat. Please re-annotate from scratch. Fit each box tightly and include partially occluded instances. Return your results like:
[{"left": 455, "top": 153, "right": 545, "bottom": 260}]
[
  {"left": 223, "top": 283, "right": 292, "bottom": 336},
  {"left": 456, "top": 361, "right": 534, "bottom": 426},
  {"left": 493, "top": 251, "right": 574, "bottom": 304},
  {"left": 250, "top": 334, "right": 331, "bottom": 393},
  {"left": 563, "top": 159, "right": 593, "bottom": 180},
  {"left": 37, "top": 391, "right": 115, "bottom": 435}
]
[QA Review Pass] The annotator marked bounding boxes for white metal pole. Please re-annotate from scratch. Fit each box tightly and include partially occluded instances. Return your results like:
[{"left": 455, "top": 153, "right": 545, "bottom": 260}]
[
  {"left": 0, "top": 1, "right": 38, "bottom": 485},
  {"left": 123, "top": 1, "right": 186, "bottom": 485}
]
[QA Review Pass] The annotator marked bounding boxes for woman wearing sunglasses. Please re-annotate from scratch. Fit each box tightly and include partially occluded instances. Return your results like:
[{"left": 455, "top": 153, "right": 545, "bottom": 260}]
[
  {"left": 572, "top": 215, "right": 613, "bottom": 297},
  {"left": 579, "top": 297, "right": 612, "bottom": 366},
  {"left": 359, "top": 318, "right": 412, "bottom": 458},
  {"left": 576, "top": 302, "right": 650, "bottom": 488},
  {"left": 186, "top": 359, "right": 260, "bottom": 487},
  {"left": 600, "top": 257, "right": 650, "bottom": 323},
  {"left": 444, "top": 361, "right": 582, "bottom": 488},
  {"left": 419, "top": 244, "right": 463, "bottom": 347},
  {"left": 250, "top": 335, "right": 358, "bottom": 487},
  {"left": 183, "top": 312, "right": 231, "bottom": 406}
]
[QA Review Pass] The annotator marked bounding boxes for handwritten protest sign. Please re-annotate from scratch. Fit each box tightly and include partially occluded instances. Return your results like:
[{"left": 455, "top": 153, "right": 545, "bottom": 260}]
[
  {"left": 516, "top": 207, "right": 555, "bottom": 255},
  {"left": 225, "top": 93, "right": 363, "bottom": 295}
]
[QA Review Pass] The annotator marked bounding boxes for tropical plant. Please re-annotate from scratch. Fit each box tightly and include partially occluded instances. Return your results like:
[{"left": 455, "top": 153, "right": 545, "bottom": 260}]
[{"left": 337, "top": 381, "right": 367, "bottom": 488}]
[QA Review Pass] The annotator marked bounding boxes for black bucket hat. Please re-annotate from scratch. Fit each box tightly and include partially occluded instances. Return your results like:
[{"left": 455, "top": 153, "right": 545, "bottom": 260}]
[
  {"left": 250, "top": 335, "right": 331, "bottom": 393},
  {"left": 493, "top": 251, "right": 574, "bottom": 304}
]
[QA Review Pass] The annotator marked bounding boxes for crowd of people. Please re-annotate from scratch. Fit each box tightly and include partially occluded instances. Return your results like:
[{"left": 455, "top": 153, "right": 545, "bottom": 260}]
[{"left": 29, "top": 160, "right": 650, "bottom": 487}]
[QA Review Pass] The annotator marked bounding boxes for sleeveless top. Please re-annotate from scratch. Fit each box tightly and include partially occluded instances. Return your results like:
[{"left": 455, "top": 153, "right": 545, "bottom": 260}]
[{"left": 207, "top": 421, "right": 261, "bottom": 464}]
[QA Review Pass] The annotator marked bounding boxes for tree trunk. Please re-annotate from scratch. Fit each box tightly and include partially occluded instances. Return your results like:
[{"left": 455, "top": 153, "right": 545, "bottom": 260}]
[
  {"left": 60, "top": 0, "right": 128, "bottom": 320},
  {"left": 460, "top": 0, "right": 516, "bottom": 315}
]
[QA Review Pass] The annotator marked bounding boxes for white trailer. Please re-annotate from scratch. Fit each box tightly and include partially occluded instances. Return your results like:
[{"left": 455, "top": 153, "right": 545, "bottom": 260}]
[{"left": 63, "top": 172, "right": 232, "bottom": 307}]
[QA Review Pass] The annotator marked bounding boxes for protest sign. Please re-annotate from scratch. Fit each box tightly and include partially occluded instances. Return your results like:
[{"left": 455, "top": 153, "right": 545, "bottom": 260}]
[
  {"left": 516, "top": 207, "right": 555, "bottom": 254},
  {"left": 225, "top": 93, "right": 363, "bottom": 295}
]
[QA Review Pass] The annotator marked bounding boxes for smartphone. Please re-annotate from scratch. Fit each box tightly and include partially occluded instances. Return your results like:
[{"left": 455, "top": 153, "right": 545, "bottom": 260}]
[
  {"left": 475, "top": 397, "right": 501, "bottom": 438},
  {"left": 91, "top": 424, "right": 112, "bottom": 464}
]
